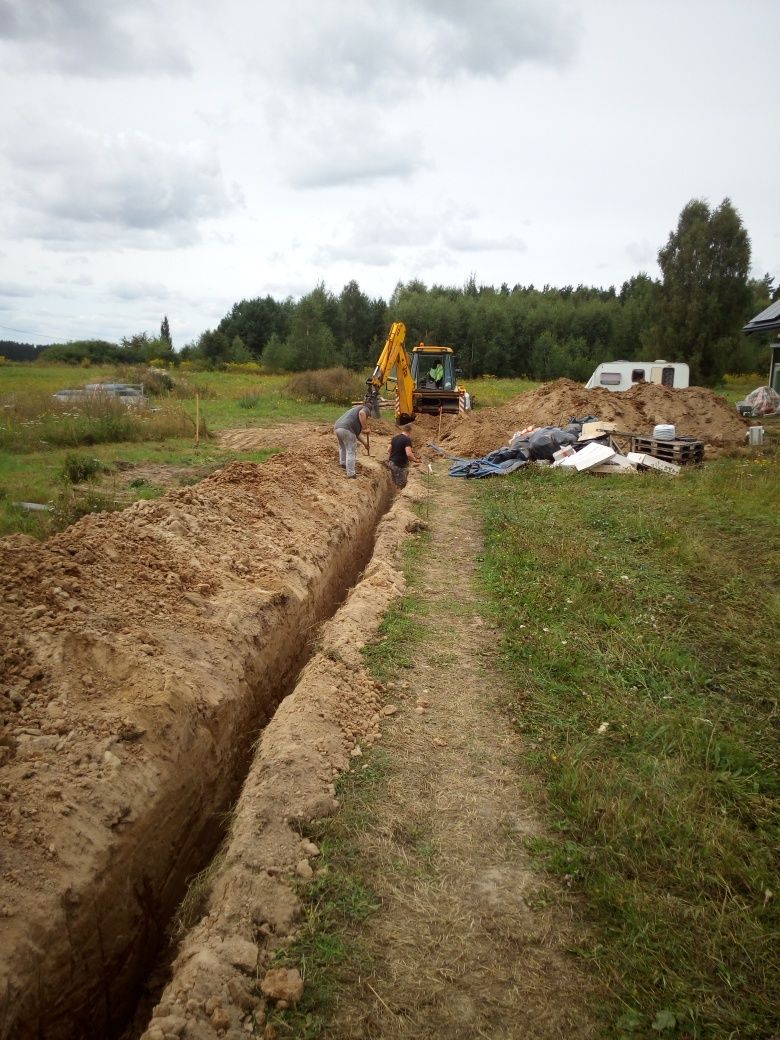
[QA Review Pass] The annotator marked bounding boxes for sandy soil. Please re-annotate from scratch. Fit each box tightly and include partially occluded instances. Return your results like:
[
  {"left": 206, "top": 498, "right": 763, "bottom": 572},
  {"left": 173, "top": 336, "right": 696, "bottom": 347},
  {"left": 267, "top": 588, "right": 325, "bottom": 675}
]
[{"left": 217, "top": 422, "right": 328, "bottom": 454}]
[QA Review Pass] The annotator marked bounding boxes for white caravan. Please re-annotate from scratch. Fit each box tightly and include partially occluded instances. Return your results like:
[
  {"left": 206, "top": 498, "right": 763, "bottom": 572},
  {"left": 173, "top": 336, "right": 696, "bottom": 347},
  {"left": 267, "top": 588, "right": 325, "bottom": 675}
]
[{"left": 585, "top": 360, "right": 690, "bottom": 391}]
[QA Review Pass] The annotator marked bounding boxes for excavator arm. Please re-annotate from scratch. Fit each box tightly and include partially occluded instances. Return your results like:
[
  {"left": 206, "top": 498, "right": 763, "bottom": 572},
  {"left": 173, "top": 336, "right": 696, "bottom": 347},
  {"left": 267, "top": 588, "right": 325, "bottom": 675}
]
[{"left": 365, "top": 321, "right": 416, "bottom": 423}]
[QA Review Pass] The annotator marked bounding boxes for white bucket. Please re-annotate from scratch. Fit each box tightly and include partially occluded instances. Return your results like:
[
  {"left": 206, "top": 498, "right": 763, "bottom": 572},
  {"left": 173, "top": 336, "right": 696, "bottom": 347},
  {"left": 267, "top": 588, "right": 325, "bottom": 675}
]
[{"left": 747, "top": 426, "right": 764, "bottom": 446}]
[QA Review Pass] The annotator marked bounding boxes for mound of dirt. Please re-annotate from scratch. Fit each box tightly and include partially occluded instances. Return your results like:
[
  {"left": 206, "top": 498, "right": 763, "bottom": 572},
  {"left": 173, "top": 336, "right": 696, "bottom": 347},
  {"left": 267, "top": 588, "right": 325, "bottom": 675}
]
[
  {"left": 439, "top": 379, "right": 748, "bottom": 458},
  {"left": 0, "top": 442, "right": 397, "bottom": 1039}
]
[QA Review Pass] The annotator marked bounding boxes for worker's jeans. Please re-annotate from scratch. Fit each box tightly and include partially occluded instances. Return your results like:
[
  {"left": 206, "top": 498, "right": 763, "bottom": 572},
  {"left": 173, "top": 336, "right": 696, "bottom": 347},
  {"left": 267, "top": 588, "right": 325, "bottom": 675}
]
[
  {"left": 388, "top": 460, "right": 408, "bottom": 488},
  {"left": 335, "top": 428, "right": 357, "bottom": 476}
]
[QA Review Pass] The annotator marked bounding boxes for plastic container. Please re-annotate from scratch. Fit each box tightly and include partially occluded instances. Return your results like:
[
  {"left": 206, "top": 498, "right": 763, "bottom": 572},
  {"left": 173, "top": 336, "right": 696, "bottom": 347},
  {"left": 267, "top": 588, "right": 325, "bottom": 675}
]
[
  {"left": 653, "top": 424, "right": 676, "bottom": 440},
  {"left": 747, "top": 426, "right": 765, "bottom": 446}
]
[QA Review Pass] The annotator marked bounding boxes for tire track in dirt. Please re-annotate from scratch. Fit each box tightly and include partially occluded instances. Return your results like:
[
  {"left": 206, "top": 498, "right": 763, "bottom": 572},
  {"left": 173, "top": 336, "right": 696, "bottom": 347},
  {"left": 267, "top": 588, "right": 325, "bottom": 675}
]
[{"left": 326, "top": 471, "right": 602, "bottom": 1039}]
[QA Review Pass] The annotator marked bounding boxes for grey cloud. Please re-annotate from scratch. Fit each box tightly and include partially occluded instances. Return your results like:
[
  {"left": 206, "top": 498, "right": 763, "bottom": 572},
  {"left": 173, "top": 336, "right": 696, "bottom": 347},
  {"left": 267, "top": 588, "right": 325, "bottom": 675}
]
[
  {"left": 0, "top": 0, "right": 191, "bottom": 77},
  {"left": 315, "top": 202, "right": 527, "bottom": 267},
  {"left": 6, "top": 128, "right": 236, "bottom": 249},
  {"left": 267, "top": 0, "right": 577, "bottom": 96},
  {"left": 414, "top": 0, "right": 577, "bottom": 75}
]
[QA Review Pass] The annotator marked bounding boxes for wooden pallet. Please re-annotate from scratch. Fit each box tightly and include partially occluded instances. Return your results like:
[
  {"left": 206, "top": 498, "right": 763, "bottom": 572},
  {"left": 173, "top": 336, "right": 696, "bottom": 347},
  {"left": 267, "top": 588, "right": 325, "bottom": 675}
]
[{"left": 630, "top": 436, "right": 704, "bottom": 465}]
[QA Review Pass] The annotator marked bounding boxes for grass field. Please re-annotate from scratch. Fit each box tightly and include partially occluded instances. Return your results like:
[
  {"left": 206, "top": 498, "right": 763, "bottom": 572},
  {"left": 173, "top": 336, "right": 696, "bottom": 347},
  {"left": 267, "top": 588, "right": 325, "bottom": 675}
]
[
  {"left": 0, "top": 363, "right": 346, "bottom": 537},
  {"left": 0, "top": 363, "right": 767, "bottom": 542},
  {"left": 477, "top": 455, "right": 780, "bottom": 1038},
  {"left": 0, "top": 362, "right": 548, "bottom": 538}
]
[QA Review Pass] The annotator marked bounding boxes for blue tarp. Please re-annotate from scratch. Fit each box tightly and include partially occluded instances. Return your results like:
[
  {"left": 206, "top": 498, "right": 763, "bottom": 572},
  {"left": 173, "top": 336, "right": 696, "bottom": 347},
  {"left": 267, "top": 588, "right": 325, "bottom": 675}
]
[{"left": 428, "top": 443, "right": 529, "bottom": 479}]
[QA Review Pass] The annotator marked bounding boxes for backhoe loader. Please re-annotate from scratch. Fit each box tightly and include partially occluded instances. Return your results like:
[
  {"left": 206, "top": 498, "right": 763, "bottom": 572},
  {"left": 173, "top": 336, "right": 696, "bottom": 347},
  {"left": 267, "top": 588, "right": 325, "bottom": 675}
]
[{"left": 365, "top": 322, "right": 469, "bottom": 424}]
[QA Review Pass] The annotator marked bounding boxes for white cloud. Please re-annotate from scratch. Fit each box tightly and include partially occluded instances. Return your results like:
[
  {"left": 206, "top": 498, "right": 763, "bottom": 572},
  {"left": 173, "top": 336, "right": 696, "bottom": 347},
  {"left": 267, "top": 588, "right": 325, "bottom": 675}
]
[{"left": 4, "top": 126, "right": 236, "bottom": 249}]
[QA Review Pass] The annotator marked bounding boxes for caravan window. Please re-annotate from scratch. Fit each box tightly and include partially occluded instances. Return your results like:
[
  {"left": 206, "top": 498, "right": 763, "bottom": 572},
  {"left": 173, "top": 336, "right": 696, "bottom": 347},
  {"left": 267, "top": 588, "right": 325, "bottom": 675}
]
[
  {"left": 631, "top": 369, "right": 646, "bottom": 383},
  {"left": 599, "top": 372, "right": 622, "bottom": 386}
]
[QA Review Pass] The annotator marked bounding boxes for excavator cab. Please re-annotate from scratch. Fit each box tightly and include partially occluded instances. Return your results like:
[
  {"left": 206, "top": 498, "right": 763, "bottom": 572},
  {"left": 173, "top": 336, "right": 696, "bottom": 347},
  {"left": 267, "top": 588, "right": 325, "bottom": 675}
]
[{"left": 411, "top": 351, "right": 456, "bottom": 391}]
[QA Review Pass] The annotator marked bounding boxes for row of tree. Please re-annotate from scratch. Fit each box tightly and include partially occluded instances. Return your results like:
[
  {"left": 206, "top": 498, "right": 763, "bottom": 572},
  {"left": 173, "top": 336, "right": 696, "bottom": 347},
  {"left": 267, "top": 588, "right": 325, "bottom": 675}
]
[
  {"left": 13, "top": 198, "right": 777, "bottom": 385},
  {"left": 187, "top": 198, "right": 774, "bottom": 384}
]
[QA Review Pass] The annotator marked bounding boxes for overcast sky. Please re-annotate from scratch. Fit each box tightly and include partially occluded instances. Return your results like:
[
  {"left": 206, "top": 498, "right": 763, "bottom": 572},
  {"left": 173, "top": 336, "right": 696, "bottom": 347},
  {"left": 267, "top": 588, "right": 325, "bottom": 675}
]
[{"left": 0, "top": 0, "right": 778, "bottom": 348}]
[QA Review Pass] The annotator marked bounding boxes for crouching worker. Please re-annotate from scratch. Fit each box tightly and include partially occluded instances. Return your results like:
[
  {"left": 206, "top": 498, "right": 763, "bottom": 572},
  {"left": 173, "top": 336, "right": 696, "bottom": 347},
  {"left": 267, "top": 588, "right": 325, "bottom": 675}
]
[
  {"left": 387, "top": 423, "right": 421, "bottom": 489},
  {"left": 334, "top": 402, "right": 370, "bottom": 478}
]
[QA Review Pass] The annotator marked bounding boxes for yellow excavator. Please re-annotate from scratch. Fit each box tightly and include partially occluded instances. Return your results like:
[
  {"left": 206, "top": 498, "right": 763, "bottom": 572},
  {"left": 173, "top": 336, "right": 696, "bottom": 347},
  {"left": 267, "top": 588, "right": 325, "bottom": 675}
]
[{"left": 365, "top": 321, "right": 469, "bottom": 424}]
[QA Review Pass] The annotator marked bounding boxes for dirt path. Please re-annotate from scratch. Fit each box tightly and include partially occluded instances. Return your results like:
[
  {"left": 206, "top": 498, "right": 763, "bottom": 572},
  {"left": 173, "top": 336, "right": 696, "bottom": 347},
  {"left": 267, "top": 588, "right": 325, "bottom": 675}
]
[{"left": 326, "top": 472, "right": 601, "bottom": 1039}]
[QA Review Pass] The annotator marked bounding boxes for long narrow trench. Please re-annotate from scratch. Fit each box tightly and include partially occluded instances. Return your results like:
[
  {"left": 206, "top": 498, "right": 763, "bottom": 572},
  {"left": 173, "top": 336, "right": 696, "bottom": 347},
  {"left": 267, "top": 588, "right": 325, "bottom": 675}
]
[
  {"left": 4, "top": 460, "right": 396, "bottom": 1040},
  {"left": 119, "top": 492, "right": 389, "bottom": 1040}
]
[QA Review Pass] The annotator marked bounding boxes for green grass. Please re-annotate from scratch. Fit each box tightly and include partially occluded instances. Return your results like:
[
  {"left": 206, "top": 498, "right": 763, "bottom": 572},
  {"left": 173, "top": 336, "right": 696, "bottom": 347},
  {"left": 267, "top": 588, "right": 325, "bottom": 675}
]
[
  {"left": 269, "top": 752, "right": 390, "bottom": 1038},
  {"left": 361, "top": 526, "right": 430, "bottom": 681},
  {"left": 468, "top": 376, "right": 540, "bottom": 407},
  {"left": 477, "top": 456, "right": 780, "bottom": 1039},
  {"left": 273, "top": 524, "right": 430, "bottom": 1037},
  {"left": 0, "top": 438, "right": 277, "bottom": 538},
  {"left": 717, "top": 372, "right": 768, "bottom": 405}
]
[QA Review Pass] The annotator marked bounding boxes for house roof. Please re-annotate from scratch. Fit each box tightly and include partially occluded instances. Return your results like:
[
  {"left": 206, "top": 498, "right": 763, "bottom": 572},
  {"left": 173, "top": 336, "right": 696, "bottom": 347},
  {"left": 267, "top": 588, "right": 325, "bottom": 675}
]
[{"left": 743, "top": 299, "right": 780, "bottom": 334}]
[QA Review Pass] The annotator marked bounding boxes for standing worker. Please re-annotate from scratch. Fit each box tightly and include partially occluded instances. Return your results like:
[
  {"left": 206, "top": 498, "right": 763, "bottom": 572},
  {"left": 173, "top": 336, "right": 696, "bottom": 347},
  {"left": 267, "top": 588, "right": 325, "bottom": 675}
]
[
  {"left": 334, "top": 401, "right": 371, "bottom": 478},
  {"left": 387, "top": 423, "right": 421, "bottom": 489}
]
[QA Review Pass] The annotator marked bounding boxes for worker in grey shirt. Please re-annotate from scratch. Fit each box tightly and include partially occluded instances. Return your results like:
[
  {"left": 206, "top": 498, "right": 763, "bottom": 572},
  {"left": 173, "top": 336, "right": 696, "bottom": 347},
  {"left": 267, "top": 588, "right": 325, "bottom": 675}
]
[{"left": 334, "top": 403, "right": 370, "bottom": 478}]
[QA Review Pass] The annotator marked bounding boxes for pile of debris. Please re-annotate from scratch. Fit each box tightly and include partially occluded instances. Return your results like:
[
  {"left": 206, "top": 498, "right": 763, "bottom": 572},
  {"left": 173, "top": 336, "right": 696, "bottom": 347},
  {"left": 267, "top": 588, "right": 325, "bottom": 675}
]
[{"left": 439, "top": 419, "right": 697, "bottom": 478}]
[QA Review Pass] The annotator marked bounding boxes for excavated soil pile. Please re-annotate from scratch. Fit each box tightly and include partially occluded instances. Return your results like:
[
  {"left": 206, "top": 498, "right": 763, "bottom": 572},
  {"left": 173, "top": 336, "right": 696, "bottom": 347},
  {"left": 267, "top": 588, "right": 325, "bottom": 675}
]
[
  {"left": 438, "top": 379, "right": 748, "bottom": 458},
  {"left": 0, "top": 443, "right": 397, "bottom": 1040}
]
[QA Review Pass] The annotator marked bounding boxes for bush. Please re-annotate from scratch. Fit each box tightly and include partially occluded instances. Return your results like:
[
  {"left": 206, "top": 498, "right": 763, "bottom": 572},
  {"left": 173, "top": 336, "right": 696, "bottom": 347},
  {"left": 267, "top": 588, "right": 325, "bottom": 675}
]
[
  {"left": 238, "top": 394, "right": 261, "bottom": 409},
  {"left": 62, "top": 453, "right": 102, "bottom": 483},
  {"left": 114, "top": 365, "right": 175, "bottom": 395},
  {"left": 50, "top": 485, "right": 121, "bottom": 530},
  {"left": 286, "top": 367, "right": 363, "bottom": 405}
]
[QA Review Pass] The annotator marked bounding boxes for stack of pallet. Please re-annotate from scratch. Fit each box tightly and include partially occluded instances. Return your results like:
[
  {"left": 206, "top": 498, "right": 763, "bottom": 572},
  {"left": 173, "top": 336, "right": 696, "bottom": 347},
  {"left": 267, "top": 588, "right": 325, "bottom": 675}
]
[{"left": 630, "top": 435, "right": 704, "bottom": 466}]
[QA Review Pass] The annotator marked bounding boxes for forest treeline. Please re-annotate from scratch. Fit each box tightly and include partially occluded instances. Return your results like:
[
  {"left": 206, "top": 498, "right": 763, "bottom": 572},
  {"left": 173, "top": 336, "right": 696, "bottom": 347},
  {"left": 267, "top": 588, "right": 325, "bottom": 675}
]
[{"left": 8, "top": 198, "right": 778, "bottom": 385}]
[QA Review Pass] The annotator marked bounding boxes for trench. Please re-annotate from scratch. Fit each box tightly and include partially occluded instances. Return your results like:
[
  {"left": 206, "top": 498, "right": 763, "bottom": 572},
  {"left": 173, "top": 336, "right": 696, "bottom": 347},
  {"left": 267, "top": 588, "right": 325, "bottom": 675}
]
[{"left": 8, "top": 475, "right": 394, "bottom": 1040}]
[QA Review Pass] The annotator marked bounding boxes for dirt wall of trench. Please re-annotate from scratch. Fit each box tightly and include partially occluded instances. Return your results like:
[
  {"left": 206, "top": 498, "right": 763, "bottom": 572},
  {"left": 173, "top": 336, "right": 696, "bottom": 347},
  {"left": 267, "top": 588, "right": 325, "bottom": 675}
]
[
  {"left": 138, "top": 481, "right": 425, "bottom": 1040},
  {"left": 0, "top": 443, "right": 395, "bottom": 1040}
]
